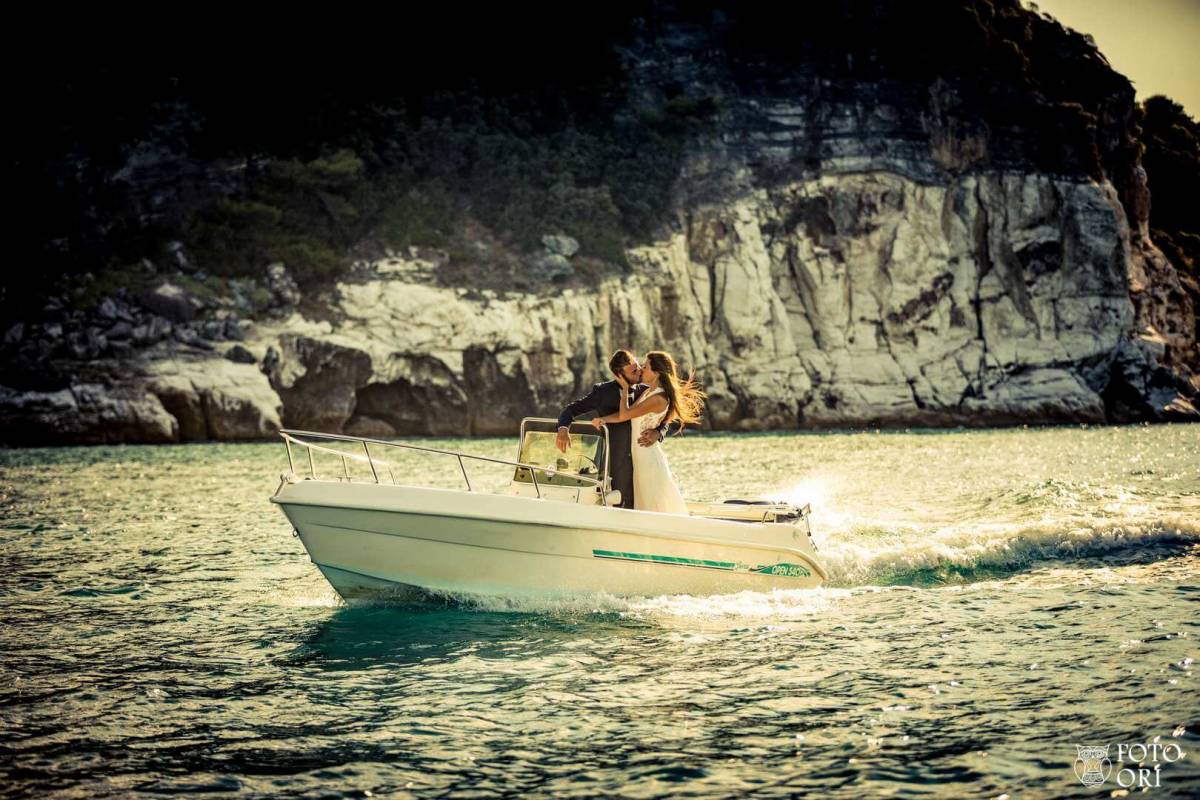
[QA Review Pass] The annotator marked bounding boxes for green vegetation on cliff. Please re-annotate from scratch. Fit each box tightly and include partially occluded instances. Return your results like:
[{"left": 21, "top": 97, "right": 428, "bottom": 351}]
[
  {"left": 185, "top": 93, "right": 719, "bottom": 286},
  {"left": 5, "top": 1, "right": 1189, "bottom": 319}
]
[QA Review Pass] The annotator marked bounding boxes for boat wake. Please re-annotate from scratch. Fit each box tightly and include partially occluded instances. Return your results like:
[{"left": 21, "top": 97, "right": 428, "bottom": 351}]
[
  {"left": 818, "top": 513, "right": 1200, "bottom": 587},
  {"left": 762, "top": 474, "right": 1200, "bottom": 587}
]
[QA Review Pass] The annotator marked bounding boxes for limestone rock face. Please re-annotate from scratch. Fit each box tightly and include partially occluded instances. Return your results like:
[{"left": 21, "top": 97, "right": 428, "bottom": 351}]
[
  {"left": 269, "top": 169, "right": 1184, "bottom": 436},
  {"left": 143, "top": 356, "right": 283, "bottom": 440},
  {"left": 345, "top": 354, "right": 468, "bottom": 437},
  {"left": 226, "top": 158, "right": 1190, "bottom": 438},
  {"left": 0, "top": 383, "right": 178, "bottom": 445},
  {"left": 0, "top": 350, "right": 283, "bottom": 446},
  {"left": 265, "top": 334, "right": 373, "bottom": 431}
]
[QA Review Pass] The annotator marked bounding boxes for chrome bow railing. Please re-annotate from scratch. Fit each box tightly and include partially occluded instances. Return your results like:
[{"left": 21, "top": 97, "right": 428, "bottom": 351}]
[{"left": 279, "top": 427, "right": 607, "bottom": 502}]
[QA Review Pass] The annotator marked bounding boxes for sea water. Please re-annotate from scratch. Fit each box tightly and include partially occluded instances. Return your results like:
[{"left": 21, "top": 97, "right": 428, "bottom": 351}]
[{"left": 1, "top": 425, "right": 1197, "bottom": 797}]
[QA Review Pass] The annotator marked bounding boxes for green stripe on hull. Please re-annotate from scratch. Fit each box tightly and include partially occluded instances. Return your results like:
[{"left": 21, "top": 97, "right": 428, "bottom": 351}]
[
  {"left": 591, "top": 549, "right": 812, "bottom": 578},
  {"left": 592, "top": 549, "right": 737, "bottom": 571}
]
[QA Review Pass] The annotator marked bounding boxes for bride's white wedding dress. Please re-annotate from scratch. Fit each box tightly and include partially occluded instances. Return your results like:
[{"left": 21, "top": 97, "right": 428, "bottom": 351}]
[{"left": 629, "top": 387, "right": 689, "bottom": 514}]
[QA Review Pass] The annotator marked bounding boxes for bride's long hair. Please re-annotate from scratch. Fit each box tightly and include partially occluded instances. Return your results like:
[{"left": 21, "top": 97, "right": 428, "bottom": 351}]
[{"left": 645, "top": 351, "right": 705, "bottom": 434}]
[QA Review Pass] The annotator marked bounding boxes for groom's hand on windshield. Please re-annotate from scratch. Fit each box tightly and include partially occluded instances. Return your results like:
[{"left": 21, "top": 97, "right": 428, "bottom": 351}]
[{"left": 556, "top": 427, "right": 571, "bottom": 453}]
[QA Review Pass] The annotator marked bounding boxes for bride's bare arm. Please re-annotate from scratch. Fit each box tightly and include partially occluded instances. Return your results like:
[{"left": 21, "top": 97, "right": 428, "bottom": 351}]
[{"left": 597, "top": 395, "right": 667, "bottom": 425}]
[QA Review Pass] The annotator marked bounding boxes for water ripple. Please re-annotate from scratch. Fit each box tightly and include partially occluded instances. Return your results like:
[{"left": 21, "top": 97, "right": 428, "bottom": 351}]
[{"left": 1, "top": 426, "right": 1198, "bottom": 797}]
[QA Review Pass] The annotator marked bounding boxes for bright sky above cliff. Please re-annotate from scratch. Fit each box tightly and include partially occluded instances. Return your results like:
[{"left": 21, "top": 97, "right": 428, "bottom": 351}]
[{"left": 1029, "top": 0, "right": 1199, "bottom": 117}]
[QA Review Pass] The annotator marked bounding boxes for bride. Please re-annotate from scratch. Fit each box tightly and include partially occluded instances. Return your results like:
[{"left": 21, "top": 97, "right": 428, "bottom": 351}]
[{"left": 592, "top": 351, "right": 706, "bottom": 513}]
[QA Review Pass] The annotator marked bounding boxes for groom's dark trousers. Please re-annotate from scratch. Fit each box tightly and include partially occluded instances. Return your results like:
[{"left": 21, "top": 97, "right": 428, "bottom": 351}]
[{"left": 557, "top": 380, "right": 649, "bottom": 510}]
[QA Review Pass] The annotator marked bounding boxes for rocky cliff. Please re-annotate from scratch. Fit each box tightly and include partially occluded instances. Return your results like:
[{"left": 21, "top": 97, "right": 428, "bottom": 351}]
[{"left": 2, "top": 1, "right": 1196, "bottom": 445}]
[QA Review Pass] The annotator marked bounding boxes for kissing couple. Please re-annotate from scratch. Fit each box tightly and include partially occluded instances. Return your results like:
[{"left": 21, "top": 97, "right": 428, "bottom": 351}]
[{"left": 556, "top": 349, "right": 706, "bottom": 513}]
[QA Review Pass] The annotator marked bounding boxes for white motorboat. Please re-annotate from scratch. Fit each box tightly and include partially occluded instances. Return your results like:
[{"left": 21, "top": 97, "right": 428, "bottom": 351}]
[{"left": 271, "top": 419, "right": 825, "bottom": 600}]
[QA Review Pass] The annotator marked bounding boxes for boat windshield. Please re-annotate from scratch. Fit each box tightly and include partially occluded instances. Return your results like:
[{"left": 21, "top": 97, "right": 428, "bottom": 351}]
[{"left": 514, "top": 431, "right": 604, "bottom": 488}]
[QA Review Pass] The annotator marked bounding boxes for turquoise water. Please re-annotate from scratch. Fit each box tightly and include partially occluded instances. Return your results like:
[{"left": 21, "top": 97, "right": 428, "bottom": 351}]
[{"left": 1, "top": 425, "right": 1197, "bottom": 797}]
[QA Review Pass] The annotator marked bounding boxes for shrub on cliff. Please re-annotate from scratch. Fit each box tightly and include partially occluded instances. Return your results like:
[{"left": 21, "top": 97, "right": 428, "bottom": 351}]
[
  {"left": 187, "top": 149, "right": 365, "bottom": 285},
  {"left": 184, "top": 84, "right": 716, "bottom": 281}
]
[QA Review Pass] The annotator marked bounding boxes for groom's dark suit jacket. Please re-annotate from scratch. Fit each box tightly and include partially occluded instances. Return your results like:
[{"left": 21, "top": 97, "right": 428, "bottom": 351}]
[{"left": 557, "top": 380, "right": 667, "bottom": 509}]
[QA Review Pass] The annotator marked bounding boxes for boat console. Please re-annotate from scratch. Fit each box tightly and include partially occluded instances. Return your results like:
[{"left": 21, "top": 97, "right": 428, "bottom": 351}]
[{"left": 507, "top": 419, "right": 614, "bottom": 505}]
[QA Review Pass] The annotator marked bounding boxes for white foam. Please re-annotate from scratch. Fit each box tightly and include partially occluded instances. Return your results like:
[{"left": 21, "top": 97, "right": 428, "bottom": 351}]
[
  {"left": 387, "top": 585, "right": 853, "bottom": 621},
  {"left": 449, "top": 590, "right": 633, "bottom": 615},
  {"left": 623, "top": 586, "right": 852, "bottom": 619},
  {"left": 819, "top": 513, "right": 1200, "bottom": 586}
]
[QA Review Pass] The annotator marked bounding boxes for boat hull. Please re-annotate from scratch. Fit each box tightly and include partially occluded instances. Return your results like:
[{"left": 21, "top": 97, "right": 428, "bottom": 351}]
[{"left": 273, "top": 480, "right": 825, "bottom": 600}]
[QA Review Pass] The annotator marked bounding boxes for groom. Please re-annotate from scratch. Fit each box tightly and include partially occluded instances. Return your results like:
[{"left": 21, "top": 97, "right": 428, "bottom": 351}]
[{"left": 556, "top": 349, "right": 668, "bottom": 509}]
